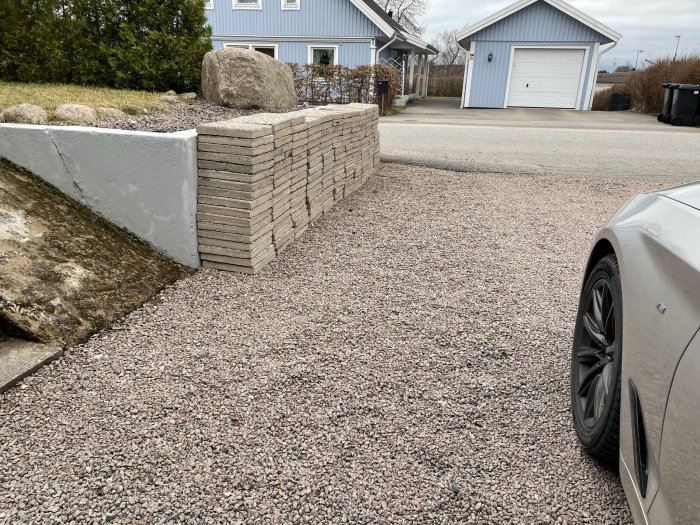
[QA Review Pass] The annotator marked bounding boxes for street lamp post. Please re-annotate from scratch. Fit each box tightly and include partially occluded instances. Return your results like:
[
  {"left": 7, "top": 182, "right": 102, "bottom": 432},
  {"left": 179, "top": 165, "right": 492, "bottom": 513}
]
[{"left": 635, "top": 50, "right": 644, "bottom": 70}]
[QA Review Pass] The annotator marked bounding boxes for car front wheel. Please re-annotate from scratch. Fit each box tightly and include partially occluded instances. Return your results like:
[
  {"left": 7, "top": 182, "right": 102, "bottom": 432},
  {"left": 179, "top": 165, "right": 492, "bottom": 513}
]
[{"left": 571, "top": 254, "right": 623, "bottom": 466}]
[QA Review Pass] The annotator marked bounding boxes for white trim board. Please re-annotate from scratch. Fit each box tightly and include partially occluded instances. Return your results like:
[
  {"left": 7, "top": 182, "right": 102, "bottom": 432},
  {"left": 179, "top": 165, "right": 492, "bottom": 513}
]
[
  {"left": 583, "top": 42, "right": 600, "bottom": 110},
  {"left": 223, "top": 42, "right": 279, "bottom": 59},
  {"left": 213, "top": 35, "right": 373, "bottom": 42},
  {"left": 462, "top": 41, "right": 476, "bottom": 108},
  {"left": 456, "top": 0, "right": 621, "bottom": 44},
  {"left": 503, "top": 45, "right": 590, "bottom": 110}
]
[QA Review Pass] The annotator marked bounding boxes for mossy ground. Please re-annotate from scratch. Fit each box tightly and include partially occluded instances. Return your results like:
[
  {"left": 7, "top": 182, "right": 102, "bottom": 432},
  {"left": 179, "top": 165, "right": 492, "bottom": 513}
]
[{"left": 0, "top": 159, "right": 192, "bottom": 347}]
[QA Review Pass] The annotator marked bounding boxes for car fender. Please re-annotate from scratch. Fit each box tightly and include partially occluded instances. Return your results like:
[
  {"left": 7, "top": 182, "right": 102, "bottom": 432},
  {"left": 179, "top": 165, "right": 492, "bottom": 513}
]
[{"left": 601, "top": 193, "right": 700, "bottom": 517}]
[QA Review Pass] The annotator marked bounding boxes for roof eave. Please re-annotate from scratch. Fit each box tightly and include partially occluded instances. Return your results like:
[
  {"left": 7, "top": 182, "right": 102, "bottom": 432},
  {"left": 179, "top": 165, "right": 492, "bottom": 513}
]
[
  {"left": 403, "top": 34, "right": 438, "bottom": 54},
  {"left": 347, "top": 0, "right": 395, "bottom": 38}
]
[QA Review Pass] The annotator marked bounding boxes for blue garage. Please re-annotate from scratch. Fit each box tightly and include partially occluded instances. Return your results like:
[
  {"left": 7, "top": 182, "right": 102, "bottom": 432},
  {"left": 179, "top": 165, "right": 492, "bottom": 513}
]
[{"left": 456, "top": 0, "right": 621, "bottom": 111}]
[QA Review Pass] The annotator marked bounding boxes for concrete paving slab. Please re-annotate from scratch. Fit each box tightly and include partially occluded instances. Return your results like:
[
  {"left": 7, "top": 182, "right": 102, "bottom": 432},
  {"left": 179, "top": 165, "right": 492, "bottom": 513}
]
[{"left": 0, "top": 338, "right": 62, "bottom": 393}]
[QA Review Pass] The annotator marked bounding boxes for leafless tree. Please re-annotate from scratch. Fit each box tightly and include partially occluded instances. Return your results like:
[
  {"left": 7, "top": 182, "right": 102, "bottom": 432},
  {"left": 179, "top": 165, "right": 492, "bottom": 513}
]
[
  {"left": 374, "top": 0, "right": 432, "bottom": 36},
  {"left": 432, "top": 29, "right": 466, "bottom": 66}
]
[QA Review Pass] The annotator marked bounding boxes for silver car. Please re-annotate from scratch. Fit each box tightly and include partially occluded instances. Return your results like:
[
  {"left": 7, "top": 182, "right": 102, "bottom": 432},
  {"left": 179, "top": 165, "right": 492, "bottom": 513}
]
[{"left": 570, "top": 182, "right": 700, "bottom": 524}]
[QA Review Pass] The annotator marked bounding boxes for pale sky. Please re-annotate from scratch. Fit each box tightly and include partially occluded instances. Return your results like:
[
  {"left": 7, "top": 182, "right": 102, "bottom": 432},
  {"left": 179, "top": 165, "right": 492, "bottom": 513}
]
[{"left": 422, "top": 0, "right": 700, "bottom": 71}]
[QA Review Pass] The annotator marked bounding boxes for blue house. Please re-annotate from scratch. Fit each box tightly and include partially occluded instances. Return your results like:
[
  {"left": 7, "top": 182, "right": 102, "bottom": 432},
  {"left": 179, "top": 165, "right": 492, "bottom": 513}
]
[
  {"left": 456, "top": 0, "right": 621, "bottom": 111},
  {"left": 204, "top": 0, "right": 437, "bottom": 98}
]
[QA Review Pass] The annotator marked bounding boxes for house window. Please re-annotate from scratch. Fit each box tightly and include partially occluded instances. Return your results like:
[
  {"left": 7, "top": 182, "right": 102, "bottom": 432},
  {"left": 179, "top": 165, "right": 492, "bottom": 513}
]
[
  {"left": 254, "top": 46, "right": 276, "bottom": 58},
  {"left": 223, "top": 43, "right": 278, "bottom": 59},
  {"left": 309, "top": 46, "right": 338, "bottom": 66},
  {"left": 281, "top": 0, "right": 300, "bottom": 10},
  {"left": 205, "top": 0, "right": 213, "bottom": 9},
  {"left": 233, "top": 0, "right": 261, "bottom": 9}
]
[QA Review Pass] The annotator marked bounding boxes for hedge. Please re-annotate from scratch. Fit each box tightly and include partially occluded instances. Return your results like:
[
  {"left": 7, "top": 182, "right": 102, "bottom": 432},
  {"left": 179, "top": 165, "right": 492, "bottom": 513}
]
[
  {"left": 0, "top": 0, "right": 212, "bottom": 93},
  {"left": 289, "top": 63, "right": 399, "bottom": 114}
]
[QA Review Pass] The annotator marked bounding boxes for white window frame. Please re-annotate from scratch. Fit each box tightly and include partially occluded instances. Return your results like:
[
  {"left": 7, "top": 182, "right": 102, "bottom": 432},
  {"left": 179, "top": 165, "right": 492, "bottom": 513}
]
[
  {"left": 307, "top": 45, "right": 339, "bottom": 66},
  {"left": 204, "top": 0, "right": 213, "bottom": 9},
  {"left": 233, "top": 0, "right": 261, "bottom": 9},
  {"left": 281, "top": 0, "right": 300, "bottom": 10},
  {"left": 223, "top": 42, "right": 279, "bottom": 59}
]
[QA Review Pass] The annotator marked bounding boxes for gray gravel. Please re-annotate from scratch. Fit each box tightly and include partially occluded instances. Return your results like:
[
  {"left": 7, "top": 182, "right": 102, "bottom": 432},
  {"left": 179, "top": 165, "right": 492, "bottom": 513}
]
[
  {"left": 94, "top": 99, "right": 301, "bottom": 133},
  {"left": 0, "top": 165, "right": 678, "bottom": 524}
]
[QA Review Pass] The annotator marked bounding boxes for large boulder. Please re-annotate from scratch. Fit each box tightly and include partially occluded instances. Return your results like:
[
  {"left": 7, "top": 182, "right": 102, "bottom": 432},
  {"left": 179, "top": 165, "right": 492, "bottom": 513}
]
[
  {"left": 1, "top": 104, "right": 48, "bottom": 124},
  {"left": 201, "top": 48, "right": 298, "bottom": 110},
  {"left": 124, "top": 105, "right": 149, "bottom": 116},
  {"left": 159, "top": 95, "right": 181, "bottom": 105},
  {"left": 54, "top": 104, "right": 97, "bottom": 125},
  {"left": 95, "top": 106, "right": 126, "bottom": 119}
]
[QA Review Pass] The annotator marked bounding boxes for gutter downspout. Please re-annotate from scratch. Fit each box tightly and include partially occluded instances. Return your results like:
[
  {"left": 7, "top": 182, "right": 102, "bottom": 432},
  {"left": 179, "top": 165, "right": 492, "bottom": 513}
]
[
  {"left": 457, "top": 41, "right": 470, "bottom": 108},
  {"left": 376, "top": 33, "right": 400, "bottom": 64},
  {"left": 588, "top": 40, "right": 619, "bottom": 110},
  {"left": 599, "top": 40, "right": 619, "bottom": 59},
  {"left": 374, "top": 33, "right": 402, "bottom": 107}
]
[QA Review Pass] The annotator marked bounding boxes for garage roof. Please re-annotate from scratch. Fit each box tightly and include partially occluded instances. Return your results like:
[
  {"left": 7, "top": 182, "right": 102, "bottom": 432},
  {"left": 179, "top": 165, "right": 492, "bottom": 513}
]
[{"left": 456, "top": 0, "right": 621, "bottom": 44}]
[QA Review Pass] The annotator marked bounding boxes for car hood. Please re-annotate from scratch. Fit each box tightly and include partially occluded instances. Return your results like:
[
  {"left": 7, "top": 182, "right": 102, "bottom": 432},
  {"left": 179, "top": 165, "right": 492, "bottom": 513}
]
[{"left": 658, "top": 181, "right": 700, "bottom": 211}]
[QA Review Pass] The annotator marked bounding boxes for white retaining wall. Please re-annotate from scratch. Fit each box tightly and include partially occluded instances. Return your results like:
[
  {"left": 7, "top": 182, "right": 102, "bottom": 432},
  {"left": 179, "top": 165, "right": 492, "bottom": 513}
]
[{"left": 0, "top": 125, "right": 199, "bottom": 267}]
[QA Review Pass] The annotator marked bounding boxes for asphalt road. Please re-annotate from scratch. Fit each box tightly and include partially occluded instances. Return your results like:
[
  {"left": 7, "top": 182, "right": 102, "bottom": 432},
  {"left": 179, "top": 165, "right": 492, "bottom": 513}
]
[{"left": 380, "top": 98, "right": 700, "bottom": 181}]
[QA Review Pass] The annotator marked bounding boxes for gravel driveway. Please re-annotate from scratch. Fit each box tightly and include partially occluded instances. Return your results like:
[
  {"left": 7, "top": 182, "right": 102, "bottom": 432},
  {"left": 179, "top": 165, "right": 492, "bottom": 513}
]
[{"left": 0, "top": 165, "right": 674, "bottom": 524}]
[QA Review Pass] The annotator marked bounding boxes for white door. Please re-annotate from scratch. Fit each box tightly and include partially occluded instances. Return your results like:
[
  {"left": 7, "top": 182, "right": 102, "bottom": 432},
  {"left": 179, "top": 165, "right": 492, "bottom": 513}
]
[{"left": 506, "top": 48, "right": 586, "bottom": 109}]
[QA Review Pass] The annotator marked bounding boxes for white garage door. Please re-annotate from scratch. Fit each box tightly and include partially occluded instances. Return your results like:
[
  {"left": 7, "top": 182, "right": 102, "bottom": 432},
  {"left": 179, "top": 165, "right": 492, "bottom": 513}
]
[{"left": 507, "top": 48, "right": 586, "bottom": 109}]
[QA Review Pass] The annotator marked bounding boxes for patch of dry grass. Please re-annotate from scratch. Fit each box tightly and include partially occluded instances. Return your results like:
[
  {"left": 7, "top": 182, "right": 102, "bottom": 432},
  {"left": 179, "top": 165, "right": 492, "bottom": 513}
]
[
  {"left": 593, "top": 55, "right": 700, "bottom": 113},
  {"left": 0, "top": 82, "right": 164, "bottom": 113}
]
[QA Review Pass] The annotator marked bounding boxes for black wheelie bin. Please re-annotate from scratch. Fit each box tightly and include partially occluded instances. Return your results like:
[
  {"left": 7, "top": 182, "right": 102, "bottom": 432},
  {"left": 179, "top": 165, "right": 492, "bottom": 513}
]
[
  {"left": 658, "top": 83, "right": 679, "bottom": 123},
  {"left": 670, "top": 84, "right": 700, "bottom": 126}
]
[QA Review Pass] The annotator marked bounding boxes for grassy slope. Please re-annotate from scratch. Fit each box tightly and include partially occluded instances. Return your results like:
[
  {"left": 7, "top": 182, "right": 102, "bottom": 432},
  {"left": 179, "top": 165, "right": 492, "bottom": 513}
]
[{"left": 0, "top": 81, "right": 163, "bottom": 114}]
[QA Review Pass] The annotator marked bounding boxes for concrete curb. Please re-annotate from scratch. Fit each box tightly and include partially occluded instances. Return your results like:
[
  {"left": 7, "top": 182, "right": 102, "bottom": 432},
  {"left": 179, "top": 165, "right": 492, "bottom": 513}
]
[
  {"left": 0, "top": 340, "right": 63, "bottom": 394},
  {"left": 379, "top": 153, "right": 546, "bottom": 175}
]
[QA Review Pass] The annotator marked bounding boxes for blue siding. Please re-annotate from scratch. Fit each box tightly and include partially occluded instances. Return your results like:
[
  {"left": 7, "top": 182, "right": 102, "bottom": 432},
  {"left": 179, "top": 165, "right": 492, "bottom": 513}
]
[
  {"left": 470, "top": 1, "right": 611, "bottom": 44},
  {"left": 469, "top": 41, "right": 518, "bottom": 109},
  {"left": 213, "top": 39, "right": 373, "bottom": 67},
  {"left": 207, "top": 0, "right": 385, "bottom": 38},
  {"left": 465, "top": 0, "right": 611, "bottom": 110}
]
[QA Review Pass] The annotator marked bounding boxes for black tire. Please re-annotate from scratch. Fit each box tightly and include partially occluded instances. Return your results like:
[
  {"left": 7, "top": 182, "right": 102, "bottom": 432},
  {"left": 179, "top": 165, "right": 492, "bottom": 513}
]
[{"left": 570, "top": 254, "right": 623, "bottom": 467}]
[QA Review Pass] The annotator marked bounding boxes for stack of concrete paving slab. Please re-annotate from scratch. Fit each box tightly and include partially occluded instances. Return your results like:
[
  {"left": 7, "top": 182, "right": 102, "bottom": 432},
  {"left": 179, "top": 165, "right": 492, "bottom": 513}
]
[{"left": 196, "top": 104, "right": 380, "bottom": 274}]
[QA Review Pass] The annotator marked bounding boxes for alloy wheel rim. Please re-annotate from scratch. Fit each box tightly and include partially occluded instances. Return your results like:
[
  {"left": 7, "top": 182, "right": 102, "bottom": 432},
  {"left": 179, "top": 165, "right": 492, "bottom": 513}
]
[{"left": 575, "top": 279, "right": 617, "bottom": 429}]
